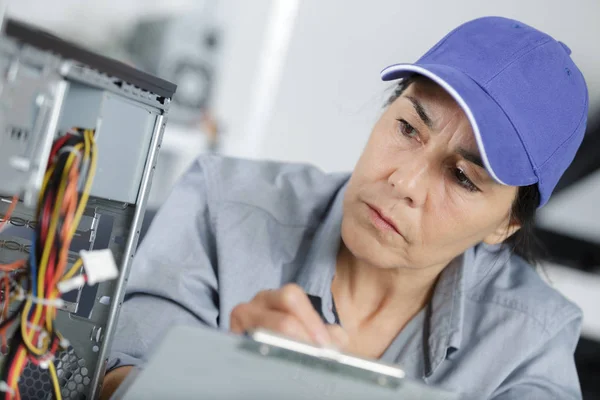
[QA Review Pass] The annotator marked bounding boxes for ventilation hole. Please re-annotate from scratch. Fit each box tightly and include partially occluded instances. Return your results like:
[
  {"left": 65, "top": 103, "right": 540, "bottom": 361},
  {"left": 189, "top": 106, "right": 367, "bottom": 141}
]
[
  {"left": 31, "top": 369, "right": 40, "bottom": 380},
  {"left": 78, "top": 359, "right": 85, "bottom": 367},
  {"left": 80, "top": 368, "right": 88, "bottom": 377},
  {"left": 83, "top": 377, "right": 90, "bottom": 386},
  {"left": 74, "top": 375, "right": 82, "bottom": 384},
  {"left": 77, "top": 383, "right": 84, "bottom": 393},
  {"left": 62, "top": 389, "right": 70, "bottom": 398},
  {"left": 34, "top": 380, "right": 42, "bottom": 390},
  {"left": 68, "top": 381, "right": 76, "bottom": 391},
  {"left": 23, "top": 368, "right": 31, "bottom": 378}
]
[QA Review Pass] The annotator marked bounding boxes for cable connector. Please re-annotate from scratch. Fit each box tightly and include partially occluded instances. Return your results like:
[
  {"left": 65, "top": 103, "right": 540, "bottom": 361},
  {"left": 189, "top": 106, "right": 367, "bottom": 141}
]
[
  {"left": 79, "top": 249, "right": 118, "bottom": 285},
  {"left": 26, "top": 296, "right": 64, "bottom": 308},
  {"left": 60, "top": 337, "right": 70, "bottom": 349},
  {"left": 57, "top": 275, "right": 85, "bottom": 293},
  {"left": 39, "top": 355, "right": 55, "bottom": 370}
]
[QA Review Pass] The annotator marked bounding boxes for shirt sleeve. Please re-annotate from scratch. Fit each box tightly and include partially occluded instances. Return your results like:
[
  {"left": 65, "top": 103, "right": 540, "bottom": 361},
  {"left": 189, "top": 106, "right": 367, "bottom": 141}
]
[
  {"left": 107, "top": 157, "right": 220, "bottom": 372},
  {"left": 490, "top": 310, "right": 583, "bottom": 400}
]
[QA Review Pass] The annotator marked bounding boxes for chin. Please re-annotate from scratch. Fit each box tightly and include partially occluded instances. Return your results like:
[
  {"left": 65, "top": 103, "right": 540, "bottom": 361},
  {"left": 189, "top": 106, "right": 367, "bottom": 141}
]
[{"left": 340, "top": 215, "right": 407, "bottom": 269}]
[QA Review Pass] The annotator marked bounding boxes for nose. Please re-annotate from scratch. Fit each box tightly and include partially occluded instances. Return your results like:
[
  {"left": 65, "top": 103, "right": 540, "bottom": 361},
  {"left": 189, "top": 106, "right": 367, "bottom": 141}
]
[{"left": 387, "top": 161, "right": 429, "bottom": 207}]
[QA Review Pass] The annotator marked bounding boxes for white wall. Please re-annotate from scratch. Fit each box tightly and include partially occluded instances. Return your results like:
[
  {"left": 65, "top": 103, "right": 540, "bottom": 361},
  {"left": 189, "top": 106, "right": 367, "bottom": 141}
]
[{"left": 217, "top": 0, "right": 600, "bottom": 173}]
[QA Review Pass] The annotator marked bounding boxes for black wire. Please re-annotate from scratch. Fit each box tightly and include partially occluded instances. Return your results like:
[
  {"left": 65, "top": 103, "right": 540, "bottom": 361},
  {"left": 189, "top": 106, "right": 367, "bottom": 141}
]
[
  {"left": 0, "top": 131, "right": 89, "bottom": 396},
  {"left": 0, "top": 302, "right": 25, "bottom": 384},
  {"left": 0, "top": 298, "right": 25, "bottom": 334}
]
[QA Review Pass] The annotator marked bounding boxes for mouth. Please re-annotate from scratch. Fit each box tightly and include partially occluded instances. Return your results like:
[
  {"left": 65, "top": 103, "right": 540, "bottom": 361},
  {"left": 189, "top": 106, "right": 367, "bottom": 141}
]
[{"left": 365, "top": 203, "right": 403, "bottom": 237}]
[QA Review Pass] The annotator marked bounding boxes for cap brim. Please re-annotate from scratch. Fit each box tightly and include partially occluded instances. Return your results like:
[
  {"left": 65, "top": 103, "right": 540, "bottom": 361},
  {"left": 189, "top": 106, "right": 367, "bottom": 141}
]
[{"left": 381, "top": 63, "right": 537, "bottom": 189}]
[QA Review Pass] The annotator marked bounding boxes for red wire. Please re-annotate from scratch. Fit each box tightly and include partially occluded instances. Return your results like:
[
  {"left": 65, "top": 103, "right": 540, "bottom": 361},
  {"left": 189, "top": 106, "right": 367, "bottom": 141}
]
[
  {"left": 45, "top": 247, "right": 56, "bottom": 292},
  {"left": 41, "top": 192, "right": 52, "bottom": 242},
  {"left": 6, "top": 344, "right": 25, "bottom": 400},
  {"left": 46, "top": 135, "right": 70, "bottom": 169}
]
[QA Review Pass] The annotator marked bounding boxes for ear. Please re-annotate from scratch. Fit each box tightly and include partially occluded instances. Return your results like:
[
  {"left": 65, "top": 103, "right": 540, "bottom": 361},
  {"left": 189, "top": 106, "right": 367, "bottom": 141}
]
[{"left": 482, "top": 216, "right": 521, "bottom": 245}]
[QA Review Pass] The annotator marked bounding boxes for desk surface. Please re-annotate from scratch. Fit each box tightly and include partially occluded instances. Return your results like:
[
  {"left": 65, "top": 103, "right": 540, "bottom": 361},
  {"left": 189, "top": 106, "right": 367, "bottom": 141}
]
[{"left": 120, "top": 325, "right": 458, "bottom": 400}]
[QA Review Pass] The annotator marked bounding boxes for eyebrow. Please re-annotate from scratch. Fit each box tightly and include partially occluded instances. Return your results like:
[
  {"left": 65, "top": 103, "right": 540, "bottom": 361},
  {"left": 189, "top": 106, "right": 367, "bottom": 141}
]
[
  {"left": 457, "top": 147, "right": 485, "bottom": 170},
  {"left": 405, "top": 95, "right": 434, "bottom": 129}
]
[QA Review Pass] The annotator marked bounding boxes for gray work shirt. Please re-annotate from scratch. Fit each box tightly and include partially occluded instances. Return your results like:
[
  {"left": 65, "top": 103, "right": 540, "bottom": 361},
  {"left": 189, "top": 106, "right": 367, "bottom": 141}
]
[{"left": 108, "top": 155, "right": 583, "bottom": 400}]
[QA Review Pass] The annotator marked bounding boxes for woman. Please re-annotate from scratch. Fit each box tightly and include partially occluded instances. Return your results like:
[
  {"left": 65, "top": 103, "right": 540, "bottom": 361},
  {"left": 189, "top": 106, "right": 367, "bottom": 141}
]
[{"left": 102, "top": 16, "right": 587, "bottom": 399}]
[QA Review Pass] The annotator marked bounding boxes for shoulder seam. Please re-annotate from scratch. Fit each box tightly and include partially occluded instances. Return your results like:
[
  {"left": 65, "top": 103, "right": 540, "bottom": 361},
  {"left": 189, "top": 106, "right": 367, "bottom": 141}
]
[{"left": 465, "top": 292, "right": 552, "bottom": 336}]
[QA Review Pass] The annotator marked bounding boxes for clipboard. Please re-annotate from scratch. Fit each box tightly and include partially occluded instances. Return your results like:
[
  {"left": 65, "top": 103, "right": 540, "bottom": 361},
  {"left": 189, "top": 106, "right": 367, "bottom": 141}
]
[{"left": 118, "top": 325, "right": 458, "bottom": 400}]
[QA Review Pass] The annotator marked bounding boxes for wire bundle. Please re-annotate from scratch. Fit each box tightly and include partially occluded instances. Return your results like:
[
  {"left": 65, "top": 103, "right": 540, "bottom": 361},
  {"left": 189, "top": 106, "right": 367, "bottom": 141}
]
[{"left": 0, "top": 128, "right": 97, "bottom": 400}]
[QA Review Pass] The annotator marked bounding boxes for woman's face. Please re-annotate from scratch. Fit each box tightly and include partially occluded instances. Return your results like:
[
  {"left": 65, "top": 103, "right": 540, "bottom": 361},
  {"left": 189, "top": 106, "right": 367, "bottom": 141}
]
[{"left": 342, "top": 78, "right": 520, "bottom": 270}]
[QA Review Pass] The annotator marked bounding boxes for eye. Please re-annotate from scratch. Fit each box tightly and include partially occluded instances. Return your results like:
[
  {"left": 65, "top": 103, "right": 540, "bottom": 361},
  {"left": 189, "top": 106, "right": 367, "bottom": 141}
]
[
  {"left": 453, "top": 168, "right": 480, "bottom": 192},
  {"left": 397, "top": 119, "right": 420, "bottom": 141}
]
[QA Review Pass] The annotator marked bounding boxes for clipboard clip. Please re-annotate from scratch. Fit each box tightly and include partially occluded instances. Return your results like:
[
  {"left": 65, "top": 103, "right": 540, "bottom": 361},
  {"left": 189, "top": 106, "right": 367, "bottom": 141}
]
[{"left": 240, "top": 328, "right": 406, "bottom": 390}]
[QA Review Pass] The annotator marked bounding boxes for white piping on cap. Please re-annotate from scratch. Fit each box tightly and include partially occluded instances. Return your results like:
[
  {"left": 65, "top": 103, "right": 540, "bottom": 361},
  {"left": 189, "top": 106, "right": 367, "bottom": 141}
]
[{"left": 380, "top": 64, "right": 507, "bottom": 186}]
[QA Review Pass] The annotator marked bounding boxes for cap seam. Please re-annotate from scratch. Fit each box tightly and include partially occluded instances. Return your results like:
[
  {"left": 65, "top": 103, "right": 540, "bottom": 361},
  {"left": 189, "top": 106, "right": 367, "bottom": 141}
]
[
  {"left": 484, "top": 37, "right": 553, "bottom": 86},
  {"left": 536, "top": 95, "right": 589, "bottom": 171}
]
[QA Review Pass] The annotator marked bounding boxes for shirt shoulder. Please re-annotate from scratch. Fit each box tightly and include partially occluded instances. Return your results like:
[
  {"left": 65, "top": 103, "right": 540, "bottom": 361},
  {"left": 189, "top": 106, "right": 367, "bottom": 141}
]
[
  {"left": 467, "top": 245, "right": 582, "bottom": 336},
  {"left": 196, "top": 154, "right": 350, "bottom": 226}
]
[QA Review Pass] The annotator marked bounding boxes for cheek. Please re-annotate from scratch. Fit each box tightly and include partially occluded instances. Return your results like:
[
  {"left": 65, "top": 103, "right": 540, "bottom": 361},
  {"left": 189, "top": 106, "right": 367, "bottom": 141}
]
[
  {"left": 355, "top": 126, "right": 411, "bottom": 179},
  {"left": 421, "top": 196, "right": 507, "bottom": 248}
]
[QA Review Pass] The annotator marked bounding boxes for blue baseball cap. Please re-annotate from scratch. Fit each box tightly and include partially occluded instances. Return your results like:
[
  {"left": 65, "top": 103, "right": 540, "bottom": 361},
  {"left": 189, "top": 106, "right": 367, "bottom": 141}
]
[{"left": 381, "top": 16, "right": 588, "bottom": 207}]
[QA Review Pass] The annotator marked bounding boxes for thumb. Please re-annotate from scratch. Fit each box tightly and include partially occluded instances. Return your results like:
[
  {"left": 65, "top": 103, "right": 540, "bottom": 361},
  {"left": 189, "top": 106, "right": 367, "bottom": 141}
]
[{"left": 325, "top": 324, "right": 349, "bottom": 350}]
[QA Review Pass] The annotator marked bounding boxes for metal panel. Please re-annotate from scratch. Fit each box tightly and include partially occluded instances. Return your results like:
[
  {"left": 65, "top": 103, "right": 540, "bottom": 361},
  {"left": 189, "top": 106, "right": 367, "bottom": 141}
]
[
  {"left": 0, "top": 58, "right": 67, "bottom": 207},
  {"left": 0, "top": 20, "right": 173, "bottom": 399},
  {"left": 0, "top": 197, "right": 137, "bottom": 400},
  {"left": 89, "top": 115, "right": 166, "bottom": 400},
  {"left": 58, "top": 85, "right": 159, "bottom": 204}
]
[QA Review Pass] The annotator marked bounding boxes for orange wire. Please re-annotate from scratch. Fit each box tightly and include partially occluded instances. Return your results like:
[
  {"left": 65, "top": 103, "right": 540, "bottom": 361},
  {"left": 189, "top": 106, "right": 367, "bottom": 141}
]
[
  {"left": 0, "top": 260, "right": 26, "bottom": 272},
  {"left": 55, "top": 160, "right": 80, "bottom": 280},
  {"left": 0, "top": 195, "right": 19, "bottom": 231}
]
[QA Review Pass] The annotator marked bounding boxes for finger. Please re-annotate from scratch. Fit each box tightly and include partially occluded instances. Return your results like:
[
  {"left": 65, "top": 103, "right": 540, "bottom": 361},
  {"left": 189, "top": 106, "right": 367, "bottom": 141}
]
[
  {"left": 326, "top": 324, "right": 350, "bottom": 350},
  {"left": 259, "top": 284, "right": 332, "bottom": 346},
  {"left": 230, "top": 302, "right": 313, "bottom": 342}
]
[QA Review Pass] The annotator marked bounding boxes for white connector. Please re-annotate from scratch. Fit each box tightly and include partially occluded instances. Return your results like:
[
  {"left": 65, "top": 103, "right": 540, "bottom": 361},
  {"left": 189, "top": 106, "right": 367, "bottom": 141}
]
[
  {"left": 0, "top": 381, "right": 14, "bottom": 395},
  {"left": 79, "top": 249, "right": 119, "bottom": 285},
  {"left": 57, "top": 275, "right": 85, "bottom": 293}
]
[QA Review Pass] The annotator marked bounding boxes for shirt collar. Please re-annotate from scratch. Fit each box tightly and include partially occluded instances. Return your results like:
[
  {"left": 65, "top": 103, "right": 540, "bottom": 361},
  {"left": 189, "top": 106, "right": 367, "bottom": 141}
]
[
  {"left": 295, "top": 181, "right": 347, "bottom": 319},
  {"left": 296, "top": 182, "right": 346, "bottom": 295},
  {"left": 423, "top": 250, "right": 469, "bottom": 379}
]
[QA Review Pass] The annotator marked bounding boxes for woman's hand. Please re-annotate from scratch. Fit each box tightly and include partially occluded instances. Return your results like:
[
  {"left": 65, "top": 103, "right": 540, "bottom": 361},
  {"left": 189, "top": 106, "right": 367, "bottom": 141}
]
[{"left": 230, "top": 283, "right": 348, "bottom": 349}]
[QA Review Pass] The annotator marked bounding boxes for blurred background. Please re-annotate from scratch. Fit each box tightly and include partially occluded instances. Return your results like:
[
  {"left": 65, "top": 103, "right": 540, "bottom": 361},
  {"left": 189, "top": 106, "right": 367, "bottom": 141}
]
[{"left": 6, "top": 0, "right": 600, "bottom": 397}]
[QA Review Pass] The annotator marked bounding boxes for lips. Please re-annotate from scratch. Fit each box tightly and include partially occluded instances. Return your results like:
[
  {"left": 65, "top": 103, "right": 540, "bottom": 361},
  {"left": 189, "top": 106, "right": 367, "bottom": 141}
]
[{"left": 366, "top": 203, "right": 402, "bottom": 236}]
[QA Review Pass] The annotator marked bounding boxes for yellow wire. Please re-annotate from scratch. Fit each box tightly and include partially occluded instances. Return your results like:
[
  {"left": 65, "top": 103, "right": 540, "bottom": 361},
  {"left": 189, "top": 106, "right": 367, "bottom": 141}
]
[
  {"left": 61, "top": 258, "right": 83, "bottom": 282},
  {"left": 21, "top": 130, "right": 96, "bottom": 369},
  {"left": 44, "top": 258, "right": 84, "bottom": 332},
  {"left": 9, "top": 347, "right": 28, "bottom": 396},
  {"left": 69, "top": 130, "right": 96, "bottom": 239},
  {"left": 24, "top": 143, "right": 83, "bottom": 353},
  {"left": 38, "top": 143, "right": 83, "bottom": 296},
  {"left": 39, "top": 164, "right": 55, "bottom": 207},
  {"left": 20, "top": 299, "right": 48, "bottom": 355},
  {"left": 48, "top": 358, "right": 63, "bottom": 400}
]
